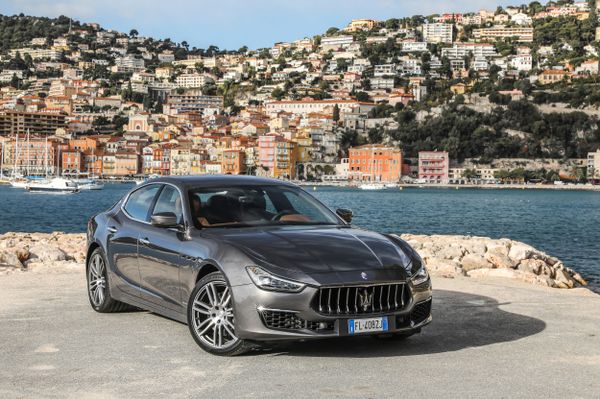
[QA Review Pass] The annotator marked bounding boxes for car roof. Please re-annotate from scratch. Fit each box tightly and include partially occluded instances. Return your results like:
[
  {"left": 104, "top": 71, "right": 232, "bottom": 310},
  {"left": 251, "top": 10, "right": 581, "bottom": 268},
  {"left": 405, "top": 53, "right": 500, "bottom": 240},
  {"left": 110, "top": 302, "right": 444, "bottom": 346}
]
[{"left": 147, "top": 175, "right": 298, "bottom": 190}]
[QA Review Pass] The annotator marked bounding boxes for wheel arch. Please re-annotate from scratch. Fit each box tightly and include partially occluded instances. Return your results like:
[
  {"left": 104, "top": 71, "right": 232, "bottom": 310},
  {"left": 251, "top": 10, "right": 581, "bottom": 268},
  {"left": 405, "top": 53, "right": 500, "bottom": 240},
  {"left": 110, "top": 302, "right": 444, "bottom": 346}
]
[{"left": 86, "top": 242, "right": 101, "bottom": 269}]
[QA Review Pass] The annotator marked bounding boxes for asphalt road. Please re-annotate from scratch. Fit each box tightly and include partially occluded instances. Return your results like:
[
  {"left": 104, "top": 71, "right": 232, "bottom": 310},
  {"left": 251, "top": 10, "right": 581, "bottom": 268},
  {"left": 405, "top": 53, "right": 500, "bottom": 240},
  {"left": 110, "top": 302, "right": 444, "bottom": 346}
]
[{"left": 1, "top": 271, "right": 599, "bottom": 399}]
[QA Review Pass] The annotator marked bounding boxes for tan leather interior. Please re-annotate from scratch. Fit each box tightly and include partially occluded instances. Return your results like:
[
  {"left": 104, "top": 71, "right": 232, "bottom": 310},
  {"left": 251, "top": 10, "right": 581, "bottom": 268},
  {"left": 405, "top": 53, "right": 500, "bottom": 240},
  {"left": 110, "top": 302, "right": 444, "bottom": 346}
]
[{"left": 280, "top": 214, "right": 311, "bottom": 222}]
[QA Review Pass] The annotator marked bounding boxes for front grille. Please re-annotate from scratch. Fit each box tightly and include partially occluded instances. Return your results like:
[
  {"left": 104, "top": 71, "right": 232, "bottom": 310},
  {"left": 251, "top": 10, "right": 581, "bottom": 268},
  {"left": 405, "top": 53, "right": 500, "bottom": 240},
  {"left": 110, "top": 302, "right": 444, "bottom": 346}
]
[
  {"left": 260, "top": 310, "right": 334, "bottom": 332},
  {"left": 410, "top": 298, "right": 432, "bottom": 325},
  {"left": 313, "top": 283, "right": 410, "bottom": 316}
]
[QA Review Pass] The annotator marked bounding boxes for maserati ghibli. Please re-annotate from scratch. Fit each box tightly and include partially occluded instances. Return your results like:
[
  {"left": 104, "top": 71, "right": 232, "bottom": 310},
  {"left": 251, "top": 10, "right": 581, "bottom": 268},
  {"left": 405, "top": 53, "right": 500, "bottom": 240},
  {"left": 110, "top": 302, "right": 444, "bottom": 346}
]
[{"left": 86, "top": 176, "right": 432, "bottom": 355}]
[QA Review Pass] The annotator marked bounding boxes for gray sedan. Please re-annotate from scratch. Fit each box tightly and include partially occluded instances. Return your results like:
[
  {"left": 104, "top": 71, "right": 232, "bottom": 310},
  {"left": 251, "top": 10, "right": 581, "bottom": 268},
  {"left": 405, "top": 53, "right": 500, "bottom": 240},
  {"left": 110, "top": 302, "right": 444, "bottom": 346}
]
[{"left": 86, "top": 176, "right": 432, "bottom": 355}]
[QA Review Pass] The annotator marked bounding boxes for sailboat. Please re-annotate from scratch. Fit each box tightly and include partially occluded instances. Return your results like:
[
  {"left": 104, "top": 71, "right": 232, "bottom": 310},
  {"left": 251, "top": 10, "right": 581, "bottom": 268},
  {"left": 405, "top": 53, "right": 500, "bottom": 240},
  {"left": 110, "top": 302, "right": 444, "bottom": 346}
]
[
  {"left": 26, "top": 138, "right": 80, "bottom": 194},
  {"left": 9, "top": 131, "right": 28, "bottom": 188}
]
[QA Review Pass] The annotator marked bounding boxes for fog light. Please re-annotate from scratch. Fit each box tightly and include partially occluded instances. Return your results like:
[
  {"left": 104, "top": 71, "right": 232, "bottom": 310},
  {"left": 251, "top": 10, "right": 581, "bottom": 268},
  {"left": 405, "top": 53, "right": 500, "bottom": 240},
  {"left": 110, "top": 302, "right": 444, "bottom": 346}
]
[{"left": 318, "top": 322, "right": 328, "bottom": 329}]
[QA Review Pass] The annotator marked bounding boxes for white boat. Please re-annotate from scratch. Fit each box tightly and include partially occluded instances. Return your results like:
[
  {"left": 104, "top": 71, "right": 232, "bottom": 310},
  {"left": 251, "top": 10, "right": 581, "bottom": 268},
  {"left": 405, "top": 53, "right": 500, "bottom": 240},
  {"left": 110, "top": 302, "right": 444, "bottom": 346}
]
[
  {"left": 359, "top": 183, "right": 386, "bottom": 190},
  {"left": 9, "top": 179, "right": 29, "bottom": 189},
  {"left": 77, "top": 179, "right": 104, "bottom": 190},
  {"left": 26, "top": 177, "right": 80, "bottom": 194},
  {"left": 385, "top": 183, "right": 398, "bottom": 189}
]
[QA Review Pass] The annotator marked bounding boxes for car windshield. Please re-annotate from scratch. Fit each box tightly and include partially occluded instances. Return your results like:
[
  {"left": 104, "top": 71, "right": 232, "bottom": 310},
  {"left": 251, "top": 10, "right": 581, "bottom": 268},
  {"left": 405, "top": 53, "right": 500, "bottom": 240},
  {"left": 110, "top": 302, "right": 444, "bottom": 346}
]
[{"left": 188, "top": 185, "right": 341, "bottom": 228}]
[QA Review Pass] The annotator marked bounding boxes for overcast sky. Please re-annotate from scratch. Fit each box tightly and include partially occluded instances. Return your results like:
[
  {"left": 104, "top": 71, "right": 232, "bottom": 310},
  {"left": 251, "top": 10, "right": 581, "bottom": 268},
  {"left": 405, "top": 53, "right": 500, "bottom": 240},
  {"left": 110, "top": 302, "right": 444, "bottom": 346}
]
[{"left": 2, "top": 0, "right": 529, "bottom": 49}]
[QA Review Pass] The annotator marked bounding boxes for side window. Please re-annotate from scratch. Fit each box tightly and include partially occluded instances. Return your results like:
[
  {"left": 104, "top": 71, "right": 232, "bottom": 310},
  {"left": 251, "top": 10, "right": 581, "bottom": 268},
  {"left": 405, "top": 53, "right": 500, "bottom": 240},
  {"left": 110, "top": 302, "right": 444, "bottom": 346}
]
[
  {"left": 152, "top": 185, "right": 184, "bottom": 223},
  {"left": 124, "top": 185, "right": 161, "bottom": 222}
]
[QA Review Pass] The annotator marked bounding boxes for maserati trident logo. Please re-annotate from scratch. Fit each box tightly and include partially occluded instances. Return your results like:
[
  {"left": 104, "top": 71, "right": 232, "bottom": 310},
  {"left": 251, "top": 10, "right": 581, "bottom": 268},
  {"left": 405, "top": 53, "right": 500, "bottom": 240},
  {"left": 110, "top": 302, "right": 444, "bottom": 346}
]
[
  {"left": 358, "top": 289, "right": 373, "bottom": 311},
  {"left": 360, "top": 272, "right": 368, "bottom": 280}
]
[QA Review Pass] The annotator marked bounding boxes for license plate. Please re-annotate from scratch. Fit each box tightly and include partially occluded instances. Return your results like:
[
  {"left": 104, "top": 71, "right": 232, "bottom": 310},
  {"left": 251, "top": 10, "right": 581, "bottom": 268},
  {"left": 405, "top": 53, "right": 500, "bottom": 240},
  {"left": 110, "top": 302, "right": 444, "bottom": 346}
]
[{"left": 348, "top": 317, "right": 388, "bottom": 335}]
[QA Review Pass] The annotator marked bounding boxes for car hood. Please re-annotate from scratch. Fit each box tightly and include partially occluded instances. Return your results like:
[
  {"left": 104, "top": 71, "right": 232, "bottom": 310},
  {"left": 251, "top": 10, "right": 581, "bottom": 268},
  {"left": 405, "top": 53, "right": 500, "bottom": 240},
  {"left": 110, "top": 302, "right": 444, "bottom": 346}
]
[{"left": 203, "top": 226, "right": 414, "bottom": 285}]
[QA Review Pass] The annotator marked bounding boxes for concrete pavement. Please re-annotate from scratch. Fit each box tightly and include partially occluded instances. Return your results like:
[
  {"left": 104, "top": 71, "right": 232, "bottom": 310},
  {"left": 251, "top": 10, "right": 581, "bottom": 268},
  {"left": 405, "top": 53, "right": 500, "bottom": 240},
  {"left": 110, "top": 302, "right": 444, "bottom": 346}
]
[{"left": 1, "top": 271, "right": 599, "bottom": 398}]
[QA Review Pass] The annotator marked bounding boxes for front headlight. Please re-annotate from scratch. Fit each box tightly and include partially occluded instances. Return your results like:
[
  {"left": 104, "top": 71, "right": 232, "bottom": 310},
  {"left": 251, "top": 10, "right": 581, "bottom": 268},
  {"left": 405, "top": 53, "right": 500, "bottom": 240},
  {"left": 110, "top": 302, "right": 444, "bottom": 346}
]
[
  {"left": 246, "top": 266, "right": 306, "bottom": 293},
  {"left": 411, "top": 265, "right": 429, "bottom": 286}
]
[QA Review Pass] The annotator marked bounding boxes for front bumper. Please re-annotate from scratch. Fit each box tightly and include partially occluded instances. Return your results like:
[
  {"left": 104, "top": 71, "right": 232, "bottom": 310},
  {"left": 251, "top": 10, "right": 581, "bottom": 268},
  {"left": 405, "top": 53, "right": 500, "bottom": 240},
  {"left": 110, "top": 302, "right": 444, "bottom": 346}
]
[{"left": 232, "top": 279, "right": 433, "bottom": 341}]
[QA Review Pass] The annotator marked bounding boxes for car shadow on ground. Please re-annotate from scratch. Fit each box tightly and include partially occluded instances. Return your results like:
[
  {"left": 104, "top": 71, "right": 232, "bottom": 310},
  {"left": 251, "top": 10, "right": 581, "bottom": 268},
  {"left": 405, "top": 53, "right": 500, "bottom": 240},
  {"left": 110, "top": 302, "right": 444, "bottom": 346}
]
[{"left": 265, "top": 289, "right": 546, "bottom": 358}]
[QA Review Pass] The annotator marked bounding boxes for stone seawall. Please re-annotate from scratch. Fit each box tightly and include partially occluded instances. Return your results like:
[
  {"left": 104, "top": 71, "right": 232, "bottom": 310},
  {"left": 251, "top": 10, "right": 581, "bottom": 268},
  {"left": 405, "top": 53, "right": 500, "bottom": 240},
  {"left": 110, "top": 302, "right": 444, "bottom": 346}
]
[
  {"left": 0, "top": 231, "right": 589, "bottom": 289},
  {"left": 401, "top": 234, "right": 587, "bottom": 289}
]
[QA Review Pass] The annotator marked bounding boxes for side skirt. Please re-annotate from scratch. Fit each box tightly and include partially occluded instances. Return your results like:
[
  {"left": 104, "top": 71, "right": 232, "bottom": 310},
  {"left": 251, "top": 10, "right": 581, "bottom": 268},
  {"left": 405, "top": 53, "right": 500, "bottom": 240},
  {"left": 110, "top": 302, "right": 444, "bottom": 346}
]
[{"left": 114, "top": 290, "right": 188, "bottom": 324}]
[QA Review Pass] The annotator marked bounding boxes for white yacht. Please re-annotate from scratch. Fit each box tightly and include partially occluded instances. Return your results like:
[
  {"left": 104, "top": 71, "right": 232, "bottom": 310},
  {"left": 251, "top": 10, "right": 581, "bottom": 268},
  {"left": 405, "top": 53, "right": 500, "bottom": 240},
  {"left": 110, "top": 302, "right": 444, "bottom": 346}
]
[
  {"left": 26, "top": 177, "right": 80, "bottom": 194},
  {"left": 358, "top": 183, "right": 386, "bottom": 190},
  {"left": 77, "top": 178, "right": 104, "bottom": 190}
]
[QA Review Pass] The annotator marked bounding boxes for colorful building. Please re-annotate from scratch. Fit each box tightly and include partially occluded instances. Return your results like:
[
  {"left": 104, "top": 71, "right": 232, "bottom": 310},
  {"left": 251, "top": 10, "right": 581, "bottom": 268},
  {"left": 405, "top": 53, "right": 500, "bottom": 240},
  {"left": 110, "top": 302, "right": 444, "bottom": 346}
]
[
  {"left": 348, "top": 144, "right": 403, "bottom": 182},
  {"left": 258, "top": 134, "right": 298, "bottom": 179},
  {"left": 418, "top": 151, "right": 449, "bottom": 183}
]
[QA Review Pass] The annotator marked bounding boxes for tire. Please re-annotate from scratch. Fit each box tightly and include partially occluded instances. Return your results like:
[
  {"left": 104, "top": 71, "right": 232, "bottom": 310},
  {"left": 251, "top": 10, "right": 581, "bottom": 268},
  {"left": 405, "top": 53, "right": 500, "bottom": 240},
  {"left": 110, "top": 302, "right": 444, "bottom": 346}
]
[
  {"left": 187, "top": 271, "right": 252, "bottom": 356},
  {"left": 87, "top": 247, "right": 134, "bottom": 313}
]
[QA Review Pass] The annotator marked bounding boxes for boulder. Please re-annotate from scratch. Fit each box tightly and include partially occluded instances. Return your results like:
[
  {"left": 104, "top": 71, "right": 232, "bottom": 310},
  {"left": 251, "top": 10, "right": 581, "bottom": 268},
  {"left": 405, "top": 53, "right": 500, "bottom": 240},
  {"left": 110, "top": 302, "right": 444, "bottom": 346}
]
[
  {"left": 28, "top": 245, "right": 67, "bottom": 263},
  {"left": 554, "top": 269, "right": 575, "bottom": 289},
  {"left": 485, "top": 251, "right": 515, "bottom": 269},
  {"left": 517, "top": 259, "right": 546, "bottom": 275},
  {"left": 436, "top": 245, "right": 464, "bottom": 260},
  {"left": 0, "top": 251, "right": 23, "bottom": 268},
  {"left": 486, "top": 242, "right": 510, "bottom": 256},
  {"left": 508, "top": 243, "right": 535, "bottom": 263},
  {"left": 461, "top": 253, "right": 492, "bottom": 272},
  {"left": 424, "top": 258, "right": 464, "bottom": 278}
]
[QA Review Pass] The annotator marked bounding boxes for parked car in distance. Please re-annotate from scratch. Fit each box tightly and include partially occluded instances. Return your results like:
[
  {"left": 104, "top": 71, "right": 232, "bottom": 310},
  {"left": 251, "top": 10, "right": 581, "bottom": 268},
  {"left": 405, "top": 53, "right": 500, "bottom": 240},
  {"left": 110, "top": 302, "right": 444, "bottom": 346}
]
[{"left": 86, "top": 176, "right": 432, "bottom": 355}]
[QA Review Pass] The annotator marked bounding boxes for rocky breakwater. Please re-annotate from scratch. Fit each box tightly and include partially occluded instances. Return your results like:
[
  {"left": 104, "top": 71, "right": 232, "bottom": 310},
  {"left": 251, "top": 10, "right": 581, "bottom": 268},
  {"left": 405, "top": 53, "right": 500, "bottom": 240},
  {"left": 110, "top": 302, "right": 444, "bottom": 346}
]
[
  {"left": 0, "top": 232, "right": 86, "bottom": 275},
  {"left": 401, "top": 234, "right": 588, "bottom": 289},
  {"left": 0, "top": 232, "right": 589, "bottom": 289}
]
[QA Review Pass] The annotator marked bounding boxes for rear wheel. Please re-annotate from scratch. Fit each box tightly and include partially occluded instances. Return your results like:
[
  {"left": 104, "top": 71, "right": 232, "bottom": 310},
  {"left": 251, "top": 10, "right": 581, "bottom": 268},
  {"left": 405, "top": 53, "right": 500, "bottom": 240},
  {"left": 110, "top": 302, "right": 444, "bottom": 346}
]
[
  {"left": 87, "top": 248, "right": 134, "bottom": 313},
  {"left": 187, "top": 271, "right": 251, "bottom": 356}
]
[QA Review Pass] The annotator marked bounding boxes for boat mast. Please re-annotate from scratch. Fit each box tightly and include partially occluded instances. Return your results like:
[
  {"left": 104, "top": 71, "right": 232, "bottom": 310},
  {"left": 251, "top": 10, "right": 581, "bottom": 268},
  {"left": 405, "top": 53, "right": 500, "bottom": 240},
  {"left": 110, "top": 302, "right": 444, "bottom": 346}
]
[
  {"left": 44, "top": 135, "right": 48, "bottom": 178},
  {"left": 13, "top": 131, "right": 18, "bottom": 178},
  {"left": 26, "top": 129, "right": 30, "bottom": 177}
]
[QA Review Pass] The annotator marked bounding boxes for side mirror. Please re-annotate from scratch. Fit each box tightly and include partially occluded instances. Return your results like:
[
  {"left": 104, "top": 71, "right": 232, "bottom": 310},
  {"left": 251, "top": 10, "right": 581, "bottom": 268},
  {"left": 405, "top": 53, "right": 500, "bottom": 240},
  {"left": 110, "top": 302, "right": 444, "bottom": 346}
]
[
  {"left": 336, "top": 208, "right": 353, "bottom": 223},
  {"left": 151, "top": 212, "right": 179, "bottom": 228}
]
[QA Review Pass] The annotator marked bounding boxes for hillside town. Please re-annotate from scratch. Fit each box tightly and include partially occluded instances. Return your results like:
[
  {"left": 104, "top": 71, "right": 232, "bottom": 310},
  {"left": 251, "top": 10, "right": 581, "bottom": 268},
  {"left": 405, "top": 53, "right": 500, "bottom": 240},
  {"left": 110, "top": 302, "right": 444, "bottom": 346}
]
[{"left": 1, "top": 1, "right": 600, "bottom": 185}]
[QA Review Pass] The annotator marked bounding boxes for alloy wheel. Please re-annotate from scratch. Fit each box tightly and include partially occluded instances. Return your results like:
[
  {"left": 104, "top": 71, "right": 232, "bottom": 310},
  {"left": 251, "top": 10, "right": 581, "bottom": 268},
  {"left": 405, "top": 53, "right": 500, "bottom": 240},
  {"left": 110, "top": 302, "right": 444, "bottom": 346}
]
[
  {"left": 191, "top": 281, "right": 238, "bottom": 350},
  {"left": 88, "top": 253, "right": 106, "bottom": 307}
]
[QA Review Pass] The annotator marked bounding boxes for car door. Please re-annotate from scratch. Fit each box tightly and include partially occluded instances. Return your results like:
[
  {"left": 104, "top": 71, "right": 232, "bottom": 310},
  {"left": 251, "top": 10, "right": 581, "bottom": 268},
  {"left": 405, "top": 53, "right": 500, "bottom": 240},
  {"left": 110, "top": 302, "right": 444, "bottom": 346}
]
[
  {"left": 107, "top": 184, "right": 162, "bottom": 298},
  {"left": 137, "top": 184, "right": 186, "bottom": 311}
]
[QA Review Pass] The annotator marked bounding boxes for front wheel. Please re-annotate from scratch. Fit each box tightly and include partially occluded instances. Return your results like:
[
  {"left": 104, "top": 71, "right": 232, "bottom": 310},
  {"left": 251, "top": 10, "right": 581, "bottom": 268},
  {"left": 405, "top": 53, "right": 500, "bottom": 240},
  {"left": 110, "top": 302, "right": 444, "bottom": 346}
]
[
  {"left": 187, "top": 271, "right": 251, "bottom": 356},
  {"left": 87, "top": 248, "right": 134, "bottom": 313}
]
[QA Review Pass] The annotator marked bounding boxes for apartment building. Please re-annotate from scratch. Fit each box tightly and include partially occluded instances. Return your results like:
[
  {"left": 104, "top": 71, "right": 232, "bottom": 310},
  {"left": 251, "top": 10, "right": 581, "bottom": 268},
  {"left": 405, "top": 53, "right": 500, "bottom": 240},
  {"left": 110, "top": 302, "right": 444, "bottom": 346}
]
[
  {"left": 347, "top": 144, "right": 402, "bottom": 182},
  {"left": 441, "top": 43, "right": 498, "bottom": 59},
  {"left": 374, "top": 64, "right": 396, "bottom": 76},
  {"left": 0, "top": 111, "right": 67, "bottom": 137},
  {"left": 175, "top": 74, "right": 213, "bottom": 88},
  {"left": 421, "top": 23, "right": 453, "bottom": 44},
  {"left": 588, "top": 149, "right": 600, "bottom": 179},
  {"left": 538, "top": 69, "right": 571, "bottom": 85},
  {"left": 258, "top": 134, "right": 298, "bottom": 179},
  {"left": 266, "top": 99, "right": 374, "bottom": 117},
  {"left": 401, "top": 42, "right": 428, "bottom": 52},
  {"left": 102, "top": 152, "right": 140, "bottom": 176},
  {"left": 418, "top": 151, "right": 449, "bottom": 183},
  {"left": 473, "top": 26, "right": 534, "bottom": 42},
  {"left": 321, "top": 36, "right": 354, "bottom": 49},
  {"left": 9, "top": 48, "right": 62, "bottom": 60},
  {"left": 221, "top": 149, "right": 246, "bottom": 174},
  {"left": 1, "top": 136, "right": 59, "bottom": 174},
  {"left": 164, "top": 91, "right": 224, "bottom": 115},
  {"left": 345, "top": 19, "right": 378, "bottom": 32}
]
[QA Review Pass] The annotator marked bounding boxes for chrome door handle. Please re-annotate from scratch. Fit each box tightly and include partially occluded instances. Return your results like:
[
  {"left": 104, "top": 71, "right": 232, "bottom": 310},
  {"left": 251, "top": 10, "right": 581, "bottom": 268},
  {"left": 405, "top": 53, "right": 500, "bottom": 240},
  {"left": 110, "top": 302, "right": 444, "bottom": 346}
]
[
  {"left": 107, "top": 226, "right": 118, "bottom": 233},
  {"left": 139, "top": 237, "right": 150, "bottom": 246}
]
